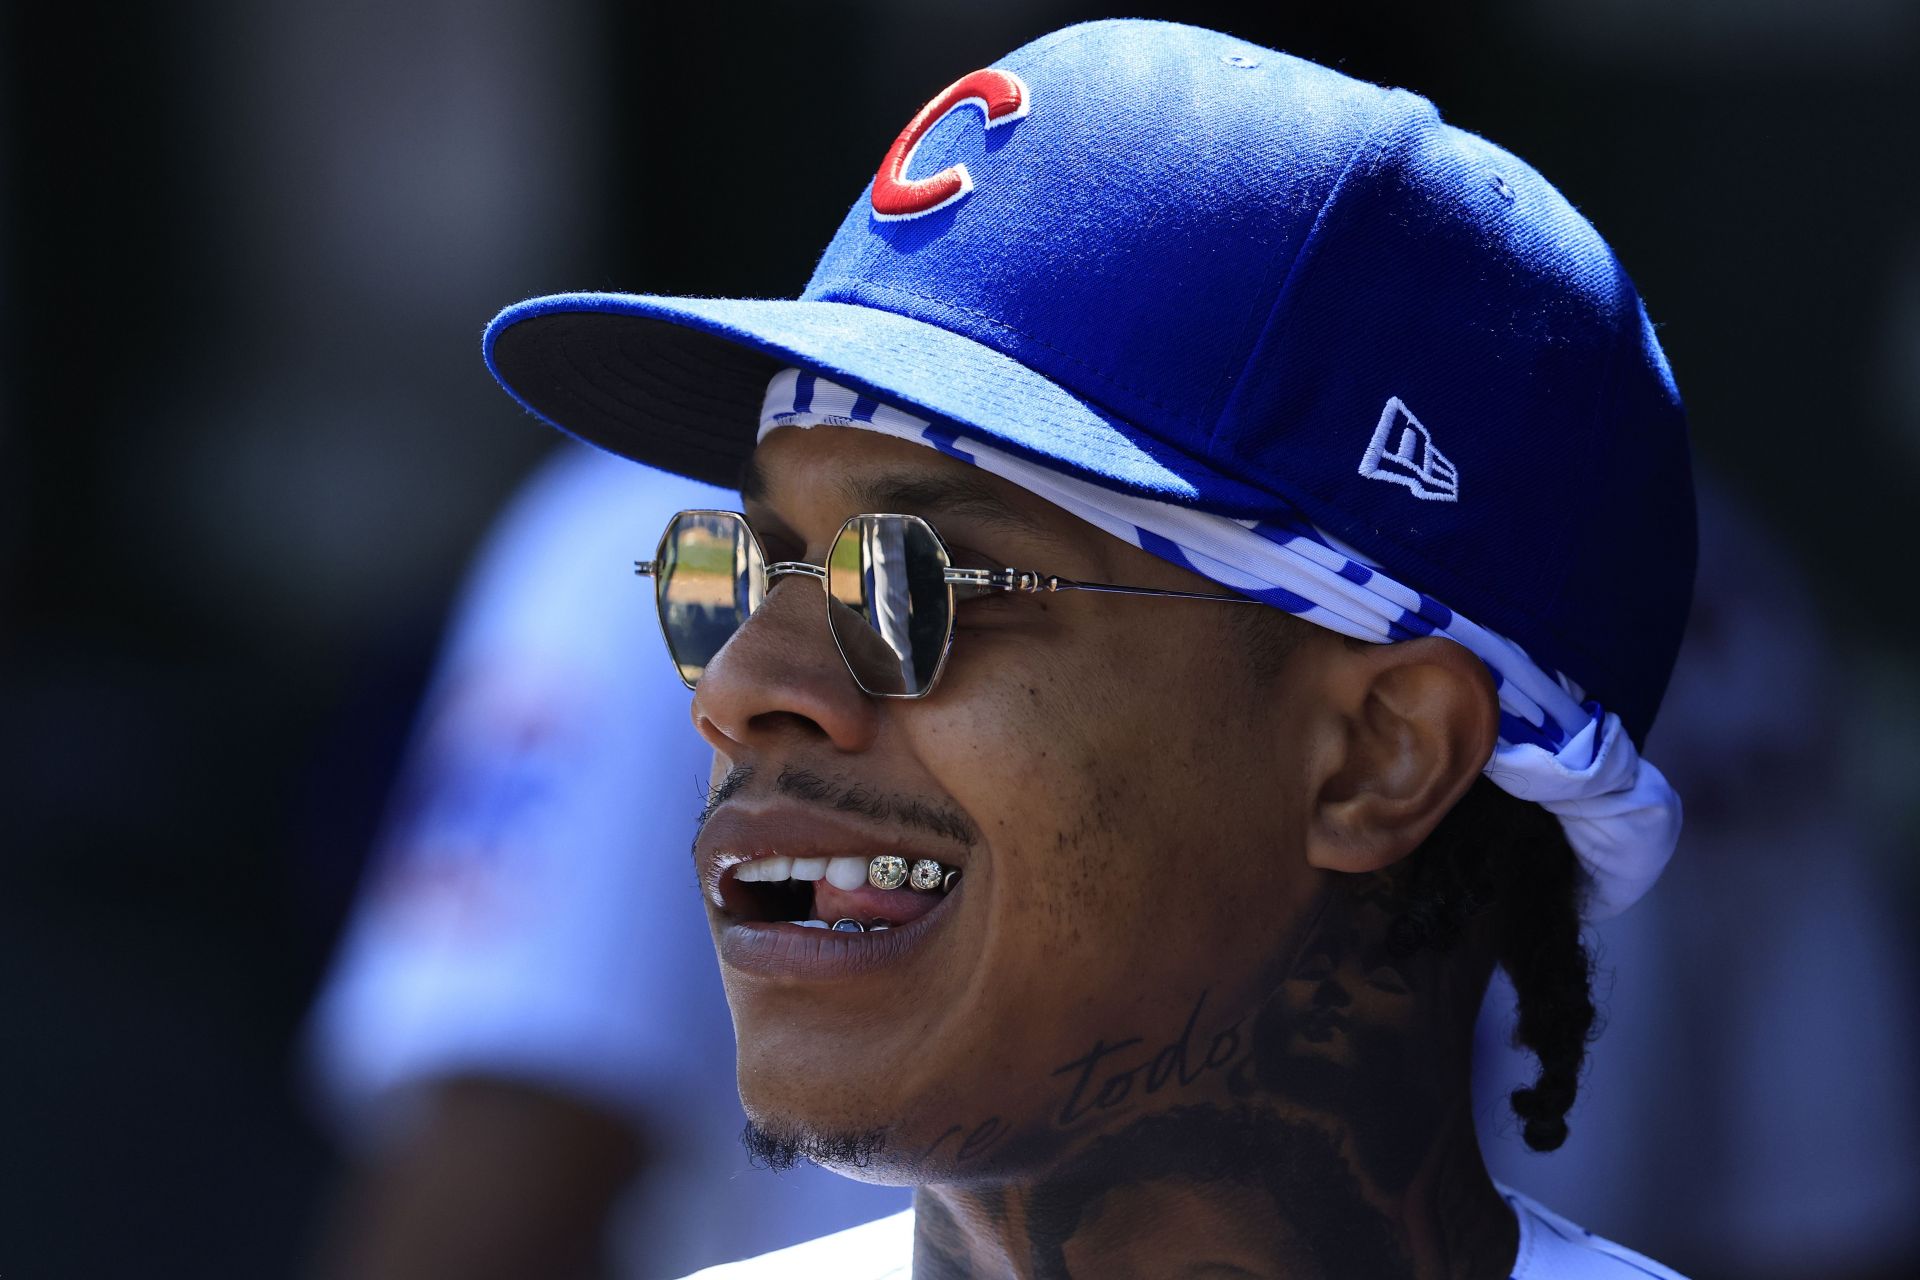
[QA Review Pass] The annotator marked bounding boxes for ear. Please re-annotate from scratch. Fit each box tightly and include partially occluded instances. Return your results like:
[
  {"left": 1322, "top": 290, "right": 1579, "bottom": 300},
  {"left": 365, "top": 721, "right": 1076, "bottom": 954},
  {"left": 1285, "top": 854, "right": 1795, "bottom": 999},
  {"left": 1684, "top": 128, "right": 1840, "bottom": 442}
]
[{"left": 1304, "top": 636, "right": 1498, "bottom": 874}]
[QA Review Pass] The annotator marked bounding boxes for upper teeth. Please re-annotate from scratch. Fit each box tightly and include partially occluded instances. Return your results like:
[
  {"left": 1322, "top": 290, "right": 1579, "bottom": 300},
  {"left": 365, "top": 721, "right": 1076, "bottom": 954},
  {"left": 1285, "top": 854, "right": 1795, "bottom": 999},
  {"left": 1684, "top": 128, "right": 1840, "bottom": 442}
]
[{"left": 735, "top": 855, "right": 874, "bottom": 891}]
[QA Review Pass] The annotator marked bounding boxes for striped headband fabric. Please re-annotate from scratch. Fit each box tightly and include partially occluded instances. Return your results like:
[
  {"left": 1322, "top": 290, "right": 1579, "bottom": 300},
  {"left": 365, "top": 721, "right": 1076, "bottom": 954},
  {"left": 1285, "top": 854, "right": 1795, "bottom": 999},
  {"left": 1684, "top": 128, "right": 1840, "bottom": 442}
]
[{"left": 756, "top": 368, "right": 1682, "bottom": 920}]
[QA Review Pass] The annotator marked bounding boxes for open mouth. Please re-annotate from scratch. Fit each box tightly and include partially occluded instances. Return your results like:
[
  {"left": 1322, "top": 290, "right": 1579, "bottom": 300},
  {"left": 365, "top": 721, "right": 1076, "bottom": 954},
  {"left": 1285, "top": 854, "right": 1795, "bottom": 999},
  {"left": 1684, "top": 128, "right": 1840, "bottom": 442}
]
[{"left": 720, "top": 855, "right": 955, "bottom": 933}]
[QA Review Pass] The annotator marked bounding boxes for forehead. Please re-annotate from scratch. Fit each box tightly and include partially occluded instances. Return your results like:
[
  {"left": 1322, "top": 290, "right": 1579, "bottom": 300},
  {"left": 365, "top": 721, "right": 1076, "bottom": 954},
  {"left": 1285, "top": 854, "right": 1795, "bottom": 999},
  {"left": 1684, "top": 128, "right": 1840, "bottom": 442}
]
[{"left": 739, "top": 425, "right": 1074, "bottom": 548}]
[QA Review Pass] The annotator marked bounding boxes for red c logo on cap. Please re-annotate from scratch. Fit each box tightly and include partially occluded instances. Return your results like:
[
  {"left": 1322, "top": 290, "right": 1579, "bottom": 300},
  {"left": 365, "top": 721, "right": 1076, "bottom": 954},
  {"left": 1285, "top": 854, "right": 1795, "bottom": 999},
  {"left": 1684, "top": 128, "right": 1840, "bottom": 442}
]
[{"left": 871, "top": 69, "right": 1030, "bottom": 221}]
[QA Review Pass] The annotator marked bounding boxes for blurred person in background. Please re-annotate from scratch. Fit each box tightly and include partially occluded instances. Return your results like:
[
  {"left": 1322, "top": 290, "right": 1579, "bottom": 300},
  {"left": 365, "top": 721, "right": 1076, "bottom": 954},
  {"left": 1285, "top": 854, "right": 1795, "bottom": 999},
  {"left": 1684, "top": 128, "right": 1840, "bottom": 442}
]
[{"left": 305, "top": 443, "right": 906, "bottom": 1280}]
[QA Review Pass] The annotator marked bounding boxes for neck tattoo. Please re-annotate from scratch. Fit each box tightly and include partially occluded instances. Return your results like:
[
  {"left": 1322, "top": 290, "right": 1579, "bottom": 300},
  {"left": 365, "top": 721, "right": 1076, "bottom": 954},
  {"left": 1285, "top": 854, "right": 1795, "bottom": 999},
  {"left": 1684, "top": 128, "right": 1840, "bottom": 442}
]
[{"left": 907, "top": 875, "right": 1518, "bottom": 1280}]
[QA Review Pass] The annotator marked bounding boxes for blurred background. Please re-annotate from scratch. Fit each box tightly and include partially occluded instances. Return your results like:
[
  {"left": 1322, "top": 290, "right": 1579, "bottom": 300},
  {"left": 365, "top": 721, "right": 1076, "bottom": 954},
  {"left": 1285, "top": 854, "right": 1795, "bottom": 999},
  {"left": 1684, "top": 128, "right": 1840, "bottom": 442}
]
[{"left": 2, "top": 1, "right": 1916, "bottom": 1277}]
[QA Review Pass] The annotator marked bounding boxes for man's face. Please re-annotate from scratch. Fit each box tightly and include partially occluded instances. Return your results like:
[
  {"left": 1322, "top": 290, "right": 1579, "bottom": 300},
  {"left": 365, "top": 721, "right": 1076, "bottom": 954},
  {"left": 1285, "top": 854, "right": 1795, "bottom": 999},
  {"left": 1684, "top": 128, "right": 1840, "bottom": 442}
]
[{"left": 690, "top": 427, "right": 1334, "bottom": 1181}]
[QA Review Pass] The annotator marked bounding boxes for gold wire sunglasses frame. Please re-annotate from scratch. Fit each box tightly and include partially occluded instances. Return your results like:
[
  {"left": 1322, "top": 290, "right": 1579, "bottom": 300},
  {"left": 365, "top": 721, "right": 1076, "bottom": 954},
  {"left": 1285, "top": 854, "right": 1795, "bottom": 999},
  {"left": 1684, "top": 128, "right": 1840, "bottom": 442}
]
[{"left": 634, "top": 509, "right": 1259, "bottom": 699}]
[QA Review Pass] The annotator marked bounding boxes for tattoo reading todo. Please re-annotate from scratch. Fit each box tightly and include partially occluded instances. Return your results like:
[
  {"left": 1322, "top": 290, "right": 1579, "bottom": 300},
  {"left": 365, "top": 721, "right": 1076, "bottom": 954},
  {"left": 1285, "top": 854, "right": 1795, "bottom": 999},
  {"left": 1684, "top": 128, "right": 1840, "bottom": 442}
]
[
  {"left": 922, "top": 989, "right": 1246, "bottom": 1167},
  {"left": 1052, "top": 988, "right": 1242, "bottom": 1128}
]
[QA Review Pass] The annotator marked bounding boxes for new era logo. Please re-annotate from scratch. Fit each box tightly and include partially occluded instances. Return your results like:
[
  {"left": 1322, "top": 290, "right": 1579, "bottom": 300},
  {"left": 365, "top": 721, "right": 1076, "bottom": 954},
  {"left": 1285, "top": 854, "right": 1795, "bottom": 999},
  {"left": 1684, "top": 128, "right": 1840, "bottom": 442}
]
[{"left": 1359, "top": 398, "right": 1458, "bottom": 502}]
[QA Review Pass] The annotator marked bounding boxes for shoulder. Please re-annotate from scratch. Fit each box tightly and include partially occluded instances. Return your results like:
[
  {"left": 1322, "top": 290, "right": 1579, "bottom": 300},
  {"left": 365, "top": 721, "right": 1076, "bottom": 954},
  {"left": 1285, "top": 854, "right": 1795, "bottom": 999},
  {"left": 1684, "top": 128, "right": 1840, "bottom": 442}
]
[
  {"left": 1503, "top": 1185, "right": 1689, "bottom": 1280},
  {"left": 679, "top": 1209, "right": 914, "bottom": 1279},
  {"left": 460, "top": 445, "right": 731, "bottom": 627},
  {"left": 432, "top": 444, "right": 732, "bottom": 700},
  {"left": 497, "top": 442, "right": 729, "bottom": 548}
]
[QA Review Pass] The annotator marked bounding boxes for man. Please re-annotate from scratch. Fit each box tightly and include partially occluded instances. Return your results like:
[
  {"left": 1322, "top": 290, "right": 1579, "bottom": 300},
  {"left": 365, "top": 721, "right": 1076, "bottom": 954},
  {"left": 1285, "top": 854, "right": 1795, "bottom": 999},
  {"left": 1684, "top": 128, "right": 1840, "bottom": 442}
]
[
  {"left": 313, "top": 474, "right": 1918, "bottom": 1279},
  {"left": 480, "top": 19, "right": 1695, "bottom": 1278}
]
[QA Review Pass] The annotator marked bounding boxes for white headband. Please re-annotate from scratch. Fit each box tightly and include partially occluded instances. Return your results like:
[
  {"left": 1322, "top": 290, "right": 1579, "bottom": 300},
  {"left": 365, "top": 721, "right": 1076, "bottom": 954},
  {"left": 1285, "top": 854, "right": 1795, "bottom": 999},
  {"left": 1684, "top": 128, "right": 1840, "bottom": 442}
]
[{"left": 758, "top": 368, "right": 1681, "bottom": 919}]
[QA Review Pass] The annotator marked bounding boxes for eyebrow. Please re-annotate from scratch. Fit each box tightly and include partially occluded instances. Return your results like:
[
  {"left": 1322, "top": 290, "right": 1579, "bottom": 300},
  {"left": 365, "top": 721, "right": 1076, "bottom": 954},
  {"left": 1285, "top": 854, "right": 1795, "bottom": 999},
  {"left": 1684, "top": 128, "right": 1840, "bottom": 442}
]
[{"left": 739, "top": 455, "right": 1064, "bottom": 546}]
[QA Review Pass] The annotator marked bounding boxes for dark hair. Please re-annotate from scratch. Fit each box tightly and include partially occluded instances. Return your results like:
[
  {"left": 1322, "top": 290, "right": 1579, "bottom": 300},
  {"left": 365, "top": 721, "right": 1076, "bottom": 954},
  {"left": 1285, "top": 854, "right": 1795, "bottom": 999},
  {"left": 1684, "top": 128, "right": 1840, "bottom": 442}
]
[
  {"left": 1229, "top": 606, "right": 1599, "bottom": 1151},
  {"left": 1391, "top": 776, "right": 1597, "bottom": 1152}
]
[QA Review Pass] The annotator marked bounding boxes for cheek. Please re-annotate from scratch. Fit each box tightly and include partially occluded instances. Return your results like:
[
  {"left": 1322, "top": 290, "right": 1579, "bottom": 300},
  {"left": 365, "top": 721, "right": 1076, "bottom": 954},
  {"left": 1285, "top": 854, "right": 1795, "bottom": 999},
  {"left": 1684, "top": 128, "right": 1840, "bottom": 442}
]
[
  {"left": 997, "top": 618, "right": 1294, "bottom": 861},
  {"left": 923, "top": 638, "right": 1157, "bottom": 888},
  {"left": 917, "top": 623, "right": 1304, "bottom": 997},
  {"left": 933, "top": 607, "right": 1267, "bottom": 812}
]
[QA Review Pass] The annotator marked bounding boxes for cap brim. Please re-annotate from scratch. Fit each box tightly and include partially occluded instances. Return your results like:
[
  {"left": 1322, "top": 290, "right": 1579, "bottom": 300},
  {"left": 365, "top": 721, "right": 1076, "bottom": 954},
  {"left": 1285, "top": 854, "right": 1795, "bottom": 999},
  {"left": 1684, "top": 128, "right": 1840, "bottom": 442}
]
[{"left": 484, "top": 292, "right": 1274, "bottom": 512}]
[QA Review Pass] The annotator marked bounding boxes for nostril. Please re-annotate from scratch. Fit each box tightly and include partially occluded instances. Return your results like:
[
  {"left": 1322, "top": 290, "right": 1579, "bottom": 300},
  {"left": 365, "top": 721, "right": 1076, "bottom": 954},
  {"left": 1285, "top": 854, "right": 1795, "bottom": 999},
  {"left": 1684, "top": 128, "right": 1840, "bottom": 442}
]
[{"left": 745, "top": 708, "right": 842, "bottom": 740}]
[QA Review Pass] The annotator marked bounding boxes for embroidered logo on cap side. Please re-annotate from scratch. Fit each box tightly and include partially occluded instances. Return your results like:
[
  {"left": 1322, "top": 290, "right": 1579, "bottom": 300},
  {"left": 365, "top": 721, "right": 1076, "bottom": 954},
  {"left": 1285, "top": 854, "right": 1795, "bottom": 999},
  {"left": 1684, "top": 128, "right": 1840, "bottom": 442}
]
[
  {"left": 871, "top": 69, "right": 1030, "bottom": 222},
  {"left": 1360, "top": 398, "right": 1459, "bottom": 502}
]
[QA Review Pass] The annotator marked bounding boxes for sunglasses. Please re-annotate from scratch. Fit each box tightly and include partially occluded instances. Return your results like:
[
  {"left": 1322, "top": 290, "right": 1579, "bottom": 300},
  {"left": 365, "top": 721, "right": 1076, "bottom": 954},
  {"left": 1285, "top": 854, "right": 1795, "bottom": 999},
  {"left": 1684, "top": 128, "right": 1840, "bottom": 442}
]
[{"left": 635, "top": 509, "right": 1259, "bottom": 699}]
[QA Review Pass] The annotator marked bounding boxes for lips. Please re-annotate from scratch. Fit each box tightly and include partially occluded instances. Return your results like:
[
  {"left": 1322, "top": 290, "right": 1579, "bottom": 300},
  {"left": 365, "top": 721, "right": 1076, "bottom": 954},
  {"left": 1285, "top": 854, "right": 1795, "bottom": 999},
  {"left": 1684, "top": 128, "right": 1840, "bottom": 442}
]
[{"left": 696, "top": 803, "right": 972, "bottom": 981}]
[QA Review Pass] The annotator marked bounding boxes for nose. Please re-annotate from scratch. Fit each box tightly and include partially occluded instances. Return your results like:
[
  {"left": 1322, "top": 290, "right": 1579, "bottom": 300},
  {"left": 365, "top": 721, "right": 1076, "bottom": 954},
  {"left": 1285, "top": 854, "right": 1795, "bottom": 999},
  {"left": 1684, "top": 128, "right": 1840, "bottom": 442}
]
[{"left": 691, "top": 572, "right": 881, "bottom": 758}]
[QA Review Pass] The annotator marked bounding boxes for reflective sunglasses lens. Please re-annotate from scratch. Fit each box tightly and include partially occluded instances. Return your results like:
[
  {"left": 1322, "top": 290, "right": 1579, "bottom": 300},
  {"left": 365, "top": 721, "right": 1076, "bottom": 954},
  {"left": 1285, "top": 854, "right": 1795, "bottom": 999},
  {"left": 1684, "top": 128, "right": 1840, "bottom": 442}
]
[
  {"left": 656, "top": 511, "right": 763, "bottom": 687},
  {"left": 826, "top": 515, "right": 953, "bottom": 696}
]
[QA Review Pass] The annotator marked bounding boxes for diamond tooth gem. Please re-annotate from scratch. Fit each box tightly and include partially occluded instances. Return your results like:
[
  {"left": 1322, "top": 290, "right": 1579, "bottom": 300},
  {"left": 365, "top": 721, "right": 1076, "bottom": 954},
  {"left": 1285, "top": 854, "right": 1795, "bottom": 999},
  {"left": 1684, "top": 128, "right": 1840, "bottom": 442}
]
[
  {"left": 942, "top": 869, "right": 961, "bottom": 893},
  {"left": 736, "top": 855, "right": 791, "bottom": 883},
  {"left": 908, "top": 859, "right": 944, "bottom": 891},
  {"left": 824, "top": 856, "right": 869, "bottom": 891},
  {"left": 830, "top": 918, "right": 866, "bottom": 933},
  {"left": 789, "top": 857, "right": 828, "bottom": 881},
  {"left": 867, "top": 855, "right": 909, "bottom": 891}
]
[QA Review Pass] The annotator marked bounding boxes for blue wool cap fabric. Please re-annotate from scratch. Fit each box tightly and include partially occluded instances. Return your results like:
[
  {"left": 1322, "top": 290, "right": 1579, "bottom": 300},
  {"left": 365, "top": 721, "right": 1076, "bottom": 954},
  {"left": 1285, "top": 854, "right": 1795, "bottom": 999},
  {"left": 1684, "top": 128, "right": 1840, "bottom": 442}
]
[{"left": 485, "top": 18, "right": 1696, "bottom": 744}]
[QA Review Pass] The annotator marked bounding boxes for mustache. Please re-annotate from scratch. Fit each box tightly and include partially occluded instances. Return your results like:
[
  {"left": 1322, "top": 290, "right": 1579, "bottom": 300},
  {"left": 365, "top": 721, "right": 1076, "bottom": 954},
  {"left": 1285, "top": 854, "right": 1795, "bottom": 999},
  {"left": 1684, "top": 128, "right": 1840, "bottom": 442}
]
[
  {"left": 699, "top": 764, "right": 757, "bottom": 826},
  {"left": 699, "top": 763, "right": 981, "bottom": 849}
]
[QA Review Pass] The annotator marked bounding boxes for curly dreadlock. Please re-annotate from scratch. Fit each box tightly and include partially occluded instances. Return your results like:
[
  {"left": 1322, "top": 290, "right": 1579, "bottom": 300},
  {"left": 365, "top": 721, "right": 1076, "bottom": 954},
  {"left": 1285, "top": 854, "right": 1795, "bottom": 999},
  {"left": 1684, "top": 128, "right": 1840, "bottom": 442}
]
[{"left": 1390, "top": 776, "right": 1598, "bottom": 1152}]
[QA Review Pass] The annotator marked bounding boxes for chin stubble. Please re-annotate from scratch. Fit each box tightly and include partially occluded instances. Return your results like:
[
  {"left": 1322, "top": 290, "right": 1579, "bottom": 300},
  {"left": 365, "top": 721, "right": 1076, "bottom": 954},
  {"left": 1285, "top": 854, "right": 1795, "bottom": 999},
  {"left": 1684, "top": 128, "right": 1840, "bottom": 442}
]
[{"left": 740, "top": 1119, "right": 889, "bottom": 1172}]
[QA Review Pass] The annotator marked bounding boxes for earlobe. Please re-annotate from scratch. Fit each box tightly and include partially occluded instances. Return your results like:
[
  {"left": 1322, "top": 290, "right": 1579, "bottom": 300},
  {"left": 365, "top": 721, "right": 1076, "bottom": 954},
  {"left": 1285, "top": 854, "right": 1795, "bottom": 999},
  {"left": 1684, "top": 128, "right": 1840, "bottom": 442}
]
[{"left": 1304, "top": 637, "right": 1498, "bottom": 874}]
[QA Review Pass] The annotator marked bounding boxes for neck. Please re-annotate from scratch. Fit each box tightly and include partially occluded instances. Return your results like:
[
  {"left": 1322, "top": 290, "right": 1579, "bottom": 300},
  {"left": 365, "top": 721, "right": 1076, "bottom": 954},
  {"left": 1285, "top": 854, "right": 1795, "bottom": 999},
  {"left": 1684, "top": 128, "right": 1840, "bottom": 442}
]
[{"left": 907, "top": 877, "right": 1517, "bottom": 1279}]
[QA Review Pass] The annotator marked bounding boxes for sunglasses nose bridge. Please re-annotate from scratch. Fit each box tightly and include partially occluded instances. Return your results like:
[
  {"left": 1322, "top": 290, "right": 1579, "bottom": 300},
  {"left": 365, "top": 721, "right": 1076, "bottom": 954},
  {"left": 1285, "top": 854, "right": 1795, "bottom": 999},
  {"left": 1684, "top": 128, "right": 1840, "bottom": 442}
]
[
  {"left": 688, "top": 553, "right": 882, "bottom": 754},
  {"left": 744, "top": 551, "right": 941, "bottom": 701},
  {"left": 765, "top": 560, "right": 829, "bottom": 588},
  {"left": 719, "top": 557, "right": 836, "bottom": 674}
]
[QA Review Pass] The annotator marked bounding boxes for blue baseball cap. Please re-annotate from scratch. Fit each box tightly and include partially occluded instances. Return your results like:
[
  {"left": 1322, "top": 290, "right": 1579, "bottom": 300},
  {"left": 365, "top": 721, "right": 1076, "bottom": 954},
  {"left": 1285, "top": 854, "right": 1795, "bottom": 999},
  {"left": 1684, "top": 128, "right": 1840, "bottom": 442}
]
[{"left": 484, "top": 18, "right": 1696, "bottom": 744}]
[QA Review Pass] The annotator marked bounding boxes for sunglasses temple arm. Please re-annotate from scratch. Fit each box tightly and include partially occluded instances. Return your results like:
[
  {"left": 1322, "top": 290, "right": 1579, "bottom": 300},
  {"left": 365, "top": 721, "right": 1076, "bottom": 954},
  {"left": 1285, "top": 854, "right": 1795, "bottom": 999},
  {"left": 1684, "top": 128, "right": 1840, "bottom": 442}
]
[
  {"left": 1058, "top": 579, "right": 1262, "bottom": 603},
  {"left": 635, "top": 555, "right": 1245, "bottom": 603},
  {"left": 946, "top": 567, "right": 1257, "bottom": 605}
]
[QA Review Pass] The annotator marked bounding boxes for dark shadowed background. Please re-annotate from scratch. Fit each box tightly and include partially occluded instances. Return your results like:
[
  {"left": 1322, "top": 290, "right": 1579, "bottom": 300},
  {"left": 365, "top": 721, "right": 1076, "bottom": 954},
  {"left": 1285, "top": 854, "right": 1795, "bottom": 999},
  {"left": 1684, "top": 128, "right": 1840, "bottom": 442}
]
[{"left": 2, "top": 2, "right": 1916, "bottom": 1277}]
